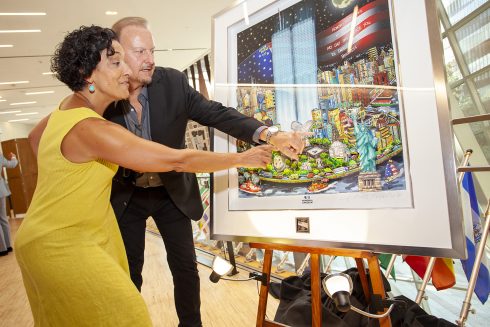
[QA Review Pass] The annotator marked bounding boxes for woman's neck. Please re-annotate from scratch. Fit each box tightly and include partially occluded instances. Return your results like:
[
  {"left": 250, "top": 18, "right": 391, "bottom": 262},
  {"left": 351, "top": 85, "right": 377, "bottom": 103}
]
[
  {"left": 72, "top": 91, "right": 111, "bottom": 116},
  {"left": 74, "top": 91, "right": 95, "bottom": 109}
]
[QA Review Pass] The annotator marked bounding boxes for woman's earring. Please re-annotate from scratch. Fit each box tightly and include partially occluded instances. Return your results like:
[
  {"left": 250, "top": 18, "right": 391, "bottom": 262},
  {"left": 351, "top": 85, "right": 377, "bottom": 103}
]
[{"left": 88, "top": 83, "right": 95, "bottom": 93}]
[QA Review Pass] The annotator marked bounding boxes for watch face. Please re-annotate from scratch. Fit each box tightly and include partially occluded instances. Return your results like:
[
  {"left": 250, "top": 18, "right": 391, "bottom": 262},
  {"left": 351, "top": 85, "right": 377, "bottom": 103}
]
[{"left": 268, "top": 126, "right": 279, "bottom": 133}]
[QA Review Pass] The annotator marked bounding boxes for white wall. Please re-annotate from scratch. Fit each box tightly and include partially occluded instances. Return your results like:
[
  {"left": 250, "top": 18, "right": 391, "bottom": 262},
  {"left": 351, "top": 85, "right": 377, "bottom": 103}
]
[{"left": 0, "top": 122, "right": 34, "bottom": 142}]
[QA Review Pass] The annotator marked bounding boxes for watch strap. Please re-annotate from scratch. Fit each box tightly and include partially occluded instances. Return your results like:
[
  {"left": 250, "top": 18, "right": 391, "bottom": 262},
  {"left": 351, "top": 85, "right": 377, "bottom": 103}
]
[{"left": 265, "top": 129, "right": 273, "bottom": 144}]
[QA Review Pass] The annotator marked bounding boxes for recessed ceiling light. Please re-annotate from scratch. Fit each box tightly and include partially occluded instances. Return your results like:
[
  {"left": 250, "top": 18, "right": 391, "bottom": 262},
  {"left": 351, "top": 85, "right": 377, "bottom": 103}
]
[
  {"left": 0, "top": 100, "right": 6, "bottom": 102},
  {"left": 0, "top": 45, "right": 13, "bottom": 48},
  {"left": 0, "top": 13, "right": 46, "bottom": 16},
  {"left": 0, "top": 80, "right": 29, "bottom": 85},
  {"left": 0, "top": 110, "right": 21, "bottom": 114},
  {"left": 42, "top": 72, "right": 55, "bottom": 75},
  {"left": 8, "top": 118, "right": 29, "bottom": 122},
  {"left": 0, "top": 30, "right": 41, "bottom": 33},
  {"left": 10, "top": 101, "right": 37, "bottom": 106},
  {"left": 25, "top": 90, "right": 54, "bottom": 95},
  {"left": 105, "top": 11, "right": 118, "bottom": 15},
  {"left": 16, "top": 112, "right": 39, "bottom": 116}
]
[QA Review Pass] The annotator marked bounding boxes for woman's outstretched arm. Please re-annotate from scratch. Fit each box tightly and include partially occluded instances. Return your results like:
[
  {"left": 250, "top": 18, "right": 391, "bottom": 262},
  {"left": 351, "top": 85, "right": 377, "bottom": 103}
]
[{"left": 62, "top": 118, "right": 272, "bottom": 172}]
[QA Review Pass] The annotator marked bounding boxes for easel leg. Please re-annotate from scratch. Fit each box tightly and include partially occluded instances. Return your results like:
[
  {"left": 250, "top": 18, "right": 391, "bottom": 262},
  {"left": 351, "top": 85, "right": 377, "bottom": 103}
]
[
  {"left": 256, "top": 249, "right": 273, "bottom": 327},
  {"left": 310, "top": 253, "right": 321, "bottom": 327},
  {"left": 367, "top": 255, "right": 391, "bottom": 327},
  {"left": 355, "top": 258, "right": 371, "bottom": 301}
]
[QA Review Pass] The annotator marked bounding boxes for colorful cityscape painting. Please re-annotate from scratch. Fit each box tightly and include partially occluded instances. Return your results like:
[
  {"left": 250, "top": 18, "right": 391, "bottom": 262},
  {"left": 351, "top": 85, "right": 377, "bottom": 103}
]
[{"left": 235, "top": 0, "right": 407, "bottom": 198}]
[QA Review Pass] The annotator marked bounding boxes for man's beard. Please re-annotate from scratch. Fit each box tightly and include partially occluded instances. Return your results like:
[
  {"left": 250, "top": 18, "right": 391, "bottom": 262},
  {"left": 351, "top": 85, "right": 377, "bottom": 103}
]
[
  {"left": 140, "top": 75, "right": 153, "bottom": 85},
  {"left": 139, "top": 65, "right": 154, "bottom": 85}
]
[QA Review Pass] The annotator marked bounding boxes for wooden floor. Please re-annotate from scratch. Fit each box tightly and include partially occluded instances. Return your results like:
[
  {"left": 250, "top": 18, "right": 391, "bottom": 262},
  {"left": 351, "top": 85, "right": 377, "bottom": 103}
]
[{"left": 0, "top": 219, "right": 279, "bottom": 326}]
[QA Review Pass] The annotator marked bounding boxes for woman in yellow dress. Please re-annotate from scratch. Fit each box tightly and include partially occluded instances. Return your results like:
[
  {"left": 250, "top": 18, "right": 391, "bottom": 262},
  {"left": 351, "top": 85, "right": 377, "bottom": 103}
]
[{"left": 15, "top": 25, "right": 272, "bottom": 326}]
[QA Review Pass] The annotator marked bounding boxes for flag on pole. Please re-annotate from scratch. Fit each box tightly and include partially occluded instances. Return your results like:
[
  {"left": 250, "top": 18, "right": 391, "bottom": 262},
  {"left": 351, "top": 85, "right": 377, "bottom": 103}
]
[
  {"left": 404, "top": 256, "right": 456, "bottom": 291},
  {"left": 461, "top": 172, "right": 490, "bottom": 304},
  {"left": 432, "top": 258, "right": 456, "bottom": 291},
  {"left": 378, "top": 253, "right": 396, "bottom": 279}
]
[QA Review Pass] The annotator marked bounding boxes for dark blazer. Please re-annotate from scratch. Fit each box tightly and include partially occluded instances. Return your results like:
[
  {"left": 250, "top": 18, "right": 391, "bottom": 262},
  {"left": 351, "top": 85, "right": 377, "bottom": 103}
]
[{"left": 104, "top": 67, "right": 264, "bottom": 220}]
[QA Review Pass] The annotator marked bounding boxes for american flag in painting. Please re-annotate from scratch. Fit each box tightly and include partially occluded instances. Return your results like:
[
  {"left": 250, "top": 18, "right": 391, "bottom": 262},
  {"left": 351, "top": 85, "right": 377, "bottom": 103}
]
[
  {"left": 238, "top": 43, "right": 274, "bottom": 84},
  {"left": 317, "top": 0, "right": 391, "bottom": 66}
]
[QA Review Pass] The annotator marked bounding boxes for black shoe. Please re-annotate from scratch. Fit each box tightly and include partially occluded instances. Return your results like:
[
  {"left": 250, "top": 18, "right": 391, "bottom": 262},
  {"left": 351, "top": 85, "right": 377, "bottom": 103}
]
[
  {"left": 0, "top": 251, "right": 7, "bottom": 256},
  {"left": 7, "top": 247, "right": 13, "bottom": 252}
]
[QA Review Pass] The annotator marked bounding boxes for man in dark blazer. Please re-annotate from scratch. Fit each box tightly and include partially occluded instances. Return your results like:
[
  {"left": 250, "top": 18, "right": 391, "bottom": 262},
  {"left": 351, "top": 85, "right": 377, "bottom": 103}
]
[{"left": 105, "top": 17, "right": 305, "bottom": 327}]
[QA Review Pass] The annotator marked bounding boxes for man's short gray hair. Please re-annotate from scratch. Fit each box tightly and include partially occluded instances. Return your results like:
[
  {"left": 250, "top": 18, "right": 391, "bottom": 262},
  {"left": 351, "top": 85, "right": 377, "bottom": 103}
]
[{"left": 112, "top": 17, "right": 149, "bottom": 37}]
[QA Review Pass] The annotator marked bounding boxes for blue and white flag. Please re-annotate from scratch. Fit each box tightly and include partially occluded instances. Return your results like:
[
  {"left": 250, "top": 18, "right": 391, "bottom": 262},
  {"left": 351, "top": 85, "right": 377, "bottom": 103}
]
[{"left": 461, "top": 172, "right": 490, "bottom": 304}]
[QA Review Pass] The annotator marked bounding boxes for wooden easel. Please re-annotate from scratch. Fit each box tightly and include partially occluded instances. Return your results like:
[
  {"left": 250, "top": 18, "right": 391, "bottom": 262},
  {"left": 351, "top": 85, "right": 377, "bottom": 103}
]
[{"left": 250, "top": 242, "right": 392, "bottom": 327}]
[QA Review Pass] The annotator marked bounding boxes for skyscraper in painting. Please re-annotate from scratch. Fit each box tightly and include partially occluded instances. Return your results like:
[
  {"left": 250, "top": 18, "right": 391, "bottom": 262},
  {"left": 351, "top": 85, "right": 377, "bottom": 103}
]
[
  {"left": 291, "top": 6, "right": 319, "bottom": 123},
  {"left": 272, "top": 20, "right": 298, "bottom": 129}
]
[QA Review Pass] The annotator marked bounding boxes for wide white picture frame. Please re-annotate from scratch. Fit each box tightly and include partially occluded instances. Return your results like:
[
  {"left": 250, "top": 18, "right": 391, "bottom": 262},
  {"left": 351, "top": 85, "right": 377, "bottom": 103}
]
[{"left": 211, "top": 0, "right": 465, "bottom": 258}]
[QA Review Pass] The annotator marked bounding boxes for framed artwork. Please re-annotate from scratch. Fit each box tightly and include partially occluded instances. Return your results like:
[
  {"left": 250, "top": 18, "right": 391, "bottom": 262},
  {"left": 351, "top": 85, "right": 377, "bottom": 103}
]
[
  {"left": 185, "top": 121, "right": 211, "bottom": 151},
  {"left": 211, "top": 0, "right": 465, "bottom": 258}
]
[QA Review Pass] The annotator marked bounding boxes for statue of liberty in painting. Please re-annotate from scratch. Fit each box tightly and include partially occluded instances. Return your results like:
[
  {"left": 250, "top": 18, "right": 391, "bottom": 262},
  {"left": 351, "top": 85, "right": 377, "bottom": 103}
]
[
  {"left": 353, "top": 113, "right": 382, "bottom": 191},
  {"left": 354, "top": 120, "right": 377, "bottom": 173}
]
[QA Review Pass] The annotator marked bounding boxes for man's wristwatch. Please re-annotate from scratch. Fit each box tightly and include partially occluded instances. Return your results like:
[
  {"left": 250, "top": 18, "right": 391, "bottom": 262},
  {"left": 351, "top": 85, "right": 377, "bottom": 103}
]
[{"left": 265, "top": 126, "right": 279, "bottom": 145}]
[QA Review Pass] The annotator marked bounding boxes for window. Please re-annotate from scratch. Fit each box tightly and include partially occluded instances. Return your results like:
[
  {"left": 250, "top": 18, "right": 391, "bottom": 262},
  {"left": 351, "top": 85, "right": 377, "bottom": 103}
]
[{"left": 439, "top": 0, "right": 490, "bottom": 162}]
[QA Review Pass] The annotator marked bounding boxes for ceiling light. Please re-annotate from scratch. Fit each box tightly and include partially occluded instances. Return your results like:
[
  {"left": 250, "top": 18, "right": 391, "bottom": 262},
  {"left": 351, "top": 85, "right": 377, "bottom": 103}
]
[
  {"left": 0, "top": 30, "right": 41, "bottom": 33},
  {"left": 16, "top": 112, "right": 39, "bottom": 116},
  {"left": 8, "top": 118, "right": 29, "bottom": 122},
  {"left": 10, "top": 101, "right": 36, "bottom": 106},
  {"left": 42, "top": 72, "right": 55, "bottom": 75},
  {"left": 0, "top": 12, "right": 46, "bottom": 16},
  {"left": 25, "top": 90, "right": 54, "bottom": 95},
  {"left": 0, "top": 80, "right": 29, "bottom": 85},
  {"left": 0, "top": 100, "right": 6, "bottom": 102},
  {"left": 0, "top": 45, "right": 13, "bottom": 48},
  {"left": 0, "top": 110, "right": 21, "bottom": 114},
  {"left": 105, "top": 11, "right": 118, "bottom": 15}
]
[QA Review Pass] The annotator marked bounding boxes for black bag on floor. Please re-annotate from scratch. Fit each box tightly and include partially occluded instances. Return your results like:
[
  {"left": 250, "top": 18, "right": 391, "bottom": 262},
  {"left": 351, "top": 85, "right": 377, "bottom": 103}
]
[
  {"left": 388, "top": 295, "right": 457, "bottom": 327},
  {"left": 270, "top": 268, "right": 456, "bottom": 327},
  {"left": 271, "top": 268, "right": 378, "bottom": 326}
]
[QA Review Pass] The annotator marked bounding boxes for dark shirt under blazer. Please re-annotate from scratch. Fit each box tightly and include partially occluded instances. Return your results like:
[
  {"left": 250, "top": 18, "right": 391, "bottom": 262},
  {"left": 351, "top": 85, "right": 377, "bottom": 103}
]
[{"left": 104, "top": 67, "right": 264, "bottom": 221}]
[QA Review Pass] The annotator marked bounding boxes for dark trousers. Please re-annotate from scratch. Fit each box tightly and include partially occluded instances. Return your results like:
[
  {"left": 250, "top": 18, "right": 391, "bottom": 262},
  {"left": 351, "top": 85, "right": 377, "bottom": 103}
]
[{"left": 117, "top": 186, "right": 201, "bottom": 327}]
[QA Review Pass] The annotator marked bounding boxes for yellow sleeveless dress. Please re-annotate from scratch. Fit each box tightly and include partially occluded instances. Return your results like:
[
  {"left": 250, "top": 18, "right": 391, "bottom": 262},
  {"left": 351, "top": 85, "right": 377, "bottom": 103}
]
[{"left": 15, "top": 107, "right": 152, "bottom": 326}]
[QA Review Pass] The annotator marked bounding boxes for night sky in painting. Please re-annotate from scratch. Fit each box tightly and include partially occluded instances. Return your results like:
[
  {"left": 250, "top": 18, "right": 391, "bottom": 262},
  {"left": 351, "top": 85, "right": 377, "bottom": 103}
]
[{"left": 237, "top": 0, "right": 374, "bottom": 63}]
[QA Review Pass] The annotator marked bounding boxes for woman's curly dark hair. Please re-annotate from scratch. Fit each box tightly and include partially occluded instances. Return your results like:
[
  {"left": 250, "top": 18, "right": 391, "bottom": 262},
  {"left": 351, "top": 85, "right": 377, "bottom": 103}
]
[{"left": 51, "top": 25, "right": 117, "bottom": 91}]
